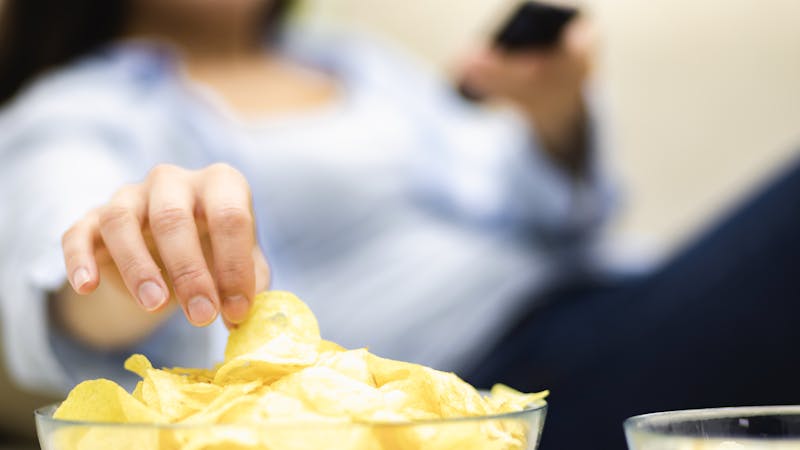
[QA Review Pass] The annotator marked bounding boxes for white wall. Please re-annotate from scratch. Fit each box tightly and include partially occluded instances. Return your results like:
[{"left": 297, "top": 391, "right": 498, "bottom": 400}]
[{"left": 302, "top": 0, "right": 800, "bottom": 249}]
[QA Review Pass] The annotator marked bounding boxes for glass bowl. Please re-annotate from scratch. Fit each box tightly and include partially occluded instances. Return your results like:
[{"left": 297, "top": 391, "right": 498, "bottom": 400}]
[
  {"left": 36, "top": 399, "right": 546, "bottom": 450},
  {"left": 625, "top": 406, "right": 800, "bottom": 449}
]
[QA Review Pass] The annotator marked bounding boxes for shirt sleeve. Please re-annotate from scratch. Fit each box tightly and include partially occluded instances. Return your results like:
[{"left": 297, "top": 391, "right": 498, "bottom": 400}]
[
  {"left": 330, "top": 32, "right": 619, "bottom": 245},
  {"left": 0, "top": 130, "right": 222, "bottom": 394},
  {"left": 414, "top": 97, "right": 618, "bottom": 245}
]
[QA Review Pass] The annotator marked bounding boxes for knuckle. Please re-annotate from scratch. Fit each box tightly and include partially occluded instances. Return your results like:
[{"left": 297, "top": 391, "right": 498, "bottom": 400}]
[
  {"left": 61, "top": 225, "right": 80, "bottom": 247},
  {"left": 208, "top": 206, "right": 251, "bottom": 235},
  {"left": 206, "top": 162, "right": 238, "bottom": 176},
  {"left": 117, "top": 255, "right": 150, "bottom": 283},
  {"left": 149, "top": 207, "right": 193, "bottom": 236},
  {"left": 206, "top": 163, "right": 249, "bottom": 186},
  {"left": 62, "top": 214, "right": 96, "bottom": 247},
  {"left": 64, "top": 252, "right": 83, "bottom": 269},
  {"left": 148, "top": 163, "right": 182, "bottom": 181},
  {"left": 113, "top": 183, "right": 138, "bottom": 198},
  {"left": 98, "top": 206, "right": 134, "bottom": 231},
  {"left": 216, "top": 258, "right": 253, "bottom": 286},
  {"left": 170, "top": 261, "right": 209, "bottom": 291}
]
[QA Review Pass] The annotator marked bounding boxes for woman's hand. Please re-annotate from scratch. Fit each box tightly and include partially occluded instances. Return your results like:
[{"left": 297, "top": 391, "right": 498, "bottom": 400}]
[
  {"left": 56, "top": 163, "right": 270, "bottom": 349},
  {"left": 460, "top": 18, "right": 596, "bottom": 173}
]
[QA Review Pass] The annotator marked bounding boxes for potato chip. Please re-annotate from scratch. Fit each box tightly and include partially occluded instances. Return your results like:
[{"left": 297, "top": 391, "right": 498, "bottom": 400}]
[
  {"left": 319, "top": 339, "right": 347, "bottom": 353},
  {"left": 124, "top": 353, "right": 154, "bottom": 378},
  {"left": 316, "top": 348, "right": 375, "bottom": 386},
  {"left": 164, "top": 366, "right": 217, "bottom": 384},
  {"left": 424, "top": 369, "right": 491, "bottom": 417},
  {"left": 271, "top": 366, "right": 385, "bottom": 420},
  {"left": 178, "top": 424, "right": 380, "bottom": 450},
  {"left": 52, "top": 290, "right": 547, "bottom": 450},
  {"left": 367, "top": 353, "right": 424, "bottom": 387},
  {"left": 215, "top": 291, "right": 321, "bottom": 384},
  {"left": 224, "top": 291, "right": 320, "bottom": 361},
  {"left": 54, "top": 379, "right": 163, "bottom": 423},
  {"left": 180, "top": 382, "right": 261, "bottom": 425},
  {"left": 124, "top": 354, "right": 223, "bottom": 422},
  {"left": 488, "top": 384, "right": 549, "bottom": 413},
  {"left": 375, "top": 420, "right": 516, "bottom": 450},
  {"left": 213, "top": 343, "right": 310, "bottom": 385}
]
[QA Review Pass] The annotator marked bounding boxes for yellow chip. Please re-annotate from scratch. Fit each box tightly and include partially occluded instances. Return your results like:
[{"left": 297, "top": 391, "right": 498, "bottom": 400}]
[
  {"left": 164, "top": 366, "right": 218, "bottom": 383},
  {"left": 124, "top": 354, "right": 154, "bottom": 378},
  {"left": 375, "top": 420, "right": 517, "bottom": 450},
  {"left": 147, "top": 370, "right": 222, "bottom": 421},
  {"left": 177, "top": 424, "right": 379, "bottom": 450},
  {"left": 213, "top": 342, "right": 313, "bottom": 385},
  {"left": 316, "top": 348, "right": 375, "bottom": 386},
  {"left": 131, "top": 380, "right": 145, "bottom": 403},
  {"left": 54, "top": 379, "right": 163, "bottom": 423},
  {"left": 367, "top": 353, "right": 425, "bottom": 387},
  {"left": 271, "top": 366, "right": 385, "bottom": 420},
  {"left": 224, "top": 291, "right": 321, "bottom": 361},
  {"left": 377, "top": 366, "right": 489, "bottom": 419},
  {"left": 319, "top": 339, "right": 347, "bottom": 353},
  {"left": 215, "top": 291, "right": 321, "bottom": 384},
  {"left": 424, "top": 368, "right": 490, "bottom": 418},
  {"left": 52, "top": 426, "right": 161, "bottom": 450},
  {"left": 54, "top": 290, "right": 546, "bottom": 450},
  {"left": 179, "top": 381, "right": 261, "bottom": 424},
  {"left": 125, "top": 354, "right": 223, "bottom": 422},
  {"left": 488, "top": 384, "right": 548, "bottom": 413}
]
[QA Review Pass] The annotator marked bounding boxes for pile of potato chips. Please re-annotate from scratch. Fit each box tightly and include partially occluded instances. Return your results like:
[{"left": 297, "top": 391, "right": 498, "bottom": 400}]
[{"left": 50, "top": 291, "right": 547, "bottom": 450}]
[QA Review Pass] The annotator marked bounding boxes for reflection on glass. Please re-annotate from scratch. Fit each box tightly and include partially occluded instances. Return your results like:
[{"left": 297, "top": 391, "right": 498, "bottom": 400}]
[{"left": 626, "top": 406, "right": 800, "bottom": 450}]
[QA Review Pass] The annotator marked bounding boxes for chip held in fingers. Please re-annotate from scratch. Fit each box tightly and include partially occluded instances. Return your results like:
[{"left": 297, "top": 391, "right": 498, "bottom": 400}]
[{"left": 52, "top": 291, "right": 548, "bottom": 450}]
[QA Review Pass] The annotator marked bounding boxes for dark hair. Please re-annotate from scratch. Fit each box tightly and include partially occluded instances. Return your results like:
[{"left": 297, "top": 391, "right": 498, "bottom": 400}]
[{"left": 0, "top": 0, "right": 294, "bottom": 105}]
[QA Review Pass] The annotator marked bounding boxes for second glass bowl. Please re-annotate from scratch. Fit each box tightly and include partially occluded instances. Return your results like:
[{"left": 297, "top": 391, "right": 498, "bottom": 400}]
[{"left": 625, "top": 405, "right": 800, "bottom": 449}]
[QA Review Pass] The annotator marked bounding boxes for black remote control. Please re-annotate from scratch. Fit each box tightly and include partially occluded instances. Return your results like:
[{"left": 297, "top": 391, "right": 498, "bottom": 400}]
[{"left": 459, "top": 1, "right": 579, "bottom": 101}]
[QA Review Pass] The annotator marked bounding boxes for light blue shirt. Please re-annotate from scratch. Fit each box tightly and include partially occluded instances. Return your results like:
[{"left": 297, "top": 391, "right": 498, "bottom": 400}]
[{"left": 0, "top": 29, "right": 615, "bottom": 394}]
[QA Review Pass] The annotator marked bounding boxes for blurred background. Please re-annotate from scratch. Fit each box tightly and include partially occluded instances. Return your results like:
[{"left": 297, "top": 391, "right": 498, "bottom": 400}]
[{"left": 299, "top": 0, "right": 800, "bottom": 253}]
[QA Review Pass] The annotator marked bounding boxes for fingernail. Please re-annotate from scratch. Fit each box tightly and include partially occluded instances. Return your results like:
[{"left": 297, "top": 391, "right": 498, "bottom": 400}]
[
  {"left": 72, "top": 268, "right": 91, "bottom": 290},
  {"left": 224, "top": 295, "right": 250, "bottom": 323},
  {"left": 188, "top": 296, "right": 217, "bottom": 325},
  {"left": 137, "top": 281, "right": 167, "bottom": 311}
]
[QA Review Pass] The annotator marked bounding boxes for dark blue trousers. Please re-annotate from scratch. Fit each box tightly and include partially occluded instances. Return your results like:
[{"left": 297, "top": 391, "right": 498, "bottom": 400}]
[{"left": 467, "top": 154, "right": 800, "bottom": 450}]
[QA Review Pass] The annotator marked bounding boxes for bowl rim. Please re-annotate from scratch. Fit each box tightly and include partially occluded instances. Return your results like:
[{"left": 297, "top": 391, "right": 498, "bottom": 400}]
[
  {"left": 625, "top": 405, "right": 800, "bottom": 436},
  {"left": 36, "top": 399, "right": 547, "bottom": 429}
]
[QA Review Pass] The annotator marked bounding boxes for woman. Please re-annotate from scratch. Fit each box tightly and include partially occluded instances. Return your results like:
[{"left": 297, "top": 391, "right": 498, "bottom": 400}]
[
  {"left": 3, "top": 2, "right": 800, "bottom": 449},
  {"left": 0, "top": 0, "right": 603, "bottom": 395}
]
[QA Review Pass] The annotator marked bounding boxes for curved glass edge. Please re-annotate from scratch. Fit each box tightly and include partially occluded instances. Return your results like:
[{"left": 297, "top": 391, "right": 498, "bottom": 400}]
[
  {"left": 626, "top": 406, "right": 800, "bottom": 430},
  {"left": 624, "top": 405, "right": 800, "bottom": 440},
  {"left": 36, "top": 400, "right": 547, "bottom": 430}
]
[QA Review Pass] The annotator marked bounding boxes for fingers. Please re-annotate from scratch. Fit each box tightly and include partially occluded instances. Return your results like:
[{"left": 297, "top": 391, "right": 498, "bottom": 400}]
[
  {"left": 62, "top": 212, "right": 101, "bottom": 295},
  {"left": 98, "top": 185, "right": 170, "bottom": 311},
  {"left": 64, "top": 163, "right": 262, "bottom": 329},
  {"left": 464, "top": 46, "right": 527, "bottom": 98},
  {"left": 223, "top": 246, "right": 270, "bottom": 330},
  {"left": 199, "top": 163, "right": 257, "bottom": 324},
  {"left": 147, "top": 165, "right": 219, "bottom": 326},
  {"left": 563, "top": 18, "right": 596, "bottom": 77}
]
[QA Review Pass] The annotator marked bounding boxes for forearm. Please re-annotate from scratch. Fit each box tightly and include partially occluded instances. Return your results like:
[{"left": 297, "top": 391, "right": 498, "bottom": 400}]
[{"left": 522, "top": 96, "right": 589, "bottom": 176}]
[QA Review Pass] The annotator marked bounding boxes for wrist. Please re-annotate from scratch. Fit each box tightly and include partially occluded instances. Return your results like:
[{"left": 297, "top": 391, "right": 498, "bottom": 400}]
[
  {"left": 50, "top": 280, "right": 176, "bottom": 351},
  {"left": 523, "top": 96, "right": 588, "bottom": 175}
]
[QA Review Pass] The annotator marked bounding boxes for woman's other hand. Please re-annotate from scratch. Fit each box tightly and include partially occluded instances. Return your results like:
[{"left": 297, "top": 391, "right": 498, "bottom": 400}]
[
  {"left": 56, "top": 163, "right": 270, "bottom": 349},
  {"left": 460, "top": 18, "right": 596, "bottom": 173}
]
